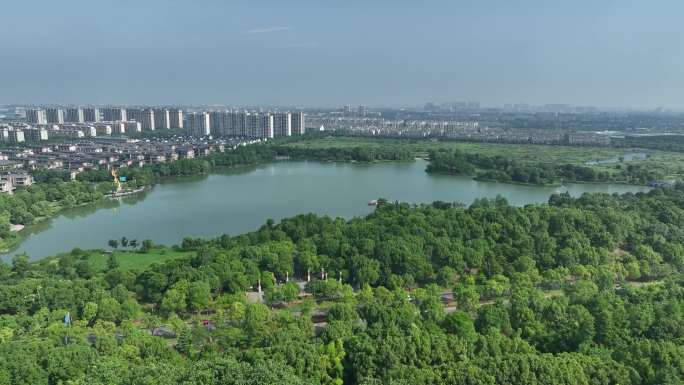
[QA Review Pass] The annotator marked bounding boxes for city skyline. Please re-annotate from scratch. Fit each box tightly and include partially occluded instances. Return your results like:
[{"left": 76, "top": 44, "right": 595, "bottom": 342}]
[{"left": 2, "top": 0, "right": 683, "bottom": 109}]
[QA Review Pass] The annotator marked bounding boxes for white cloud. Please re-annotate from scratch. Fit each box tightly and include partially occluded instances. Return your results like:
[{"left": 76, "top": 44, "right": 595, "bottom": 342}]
[{"left": 242, "top": 26, "right": 293, "bottom": 35}]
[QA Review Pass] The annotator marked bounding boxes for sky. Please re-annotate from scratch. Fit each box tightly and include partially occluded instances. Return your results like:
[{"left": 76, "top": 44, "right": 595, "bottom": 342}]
[{"left": 1, "top": 0, "right": 683, "bottom": 109}]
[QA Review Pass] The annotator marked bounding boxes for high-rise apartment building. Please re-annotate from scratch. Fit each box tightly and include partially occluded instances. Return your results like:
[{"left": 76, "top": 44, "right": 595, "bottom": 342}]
[
  {"left": 210, "top": 110, "right": 258, "bottom": 137},
  {"left": 45, "top": 108, "right": 65, "bottom": 124},
  {"left": 209, "top": 111, "right": 226, "bottom": 136},
  {"left": 186, "top": 112, "right": 211, "bottom": 136},
  {"left": 232, "top": 111, "right": 248, "bottom": 137},
  {"left": 153, "top": 108, "right": 170, "bottom": 129},
  {"left": 273, "top": 112, "right": 292, "bottom": 137},
  {"left": 246, "top": 113, "right": 273, "bottom": 139},
  {"left": 187, "top": 110, "right": 301, "bottom": 139},
  {"left": 23, "top": 128, "right": 49, "bottom": 141},
  {"left": 101, "top": 107, "right": 127, "bottom": 122},
  {"left": 127, "top": 108, "right": 155, "bottom": 130},
  {"left": 83, "top": 107, "right": 100, "bottom": 122},
  {"left": 168, "top": 108, "right": 184, "bottom": 129},
  {"left": 291, "top": 112, "right": 305, "bottom": 135},
  {"left": 7, "top": 130, "right": 25, "bottom": 143},
  {"left": 26, "top": 108, "right": 47, "bottom": 125},
  {"left": 65, "top": 108, "right": 85, "bottom": 123},
  {"left": 124, "top": 121, "right": 142, "bottom": 133}
]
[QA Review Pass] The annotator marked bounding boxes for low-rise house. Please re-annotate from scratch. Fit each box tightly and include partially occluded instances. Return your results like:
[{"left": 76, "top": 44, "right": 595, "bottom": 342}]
[
  {"left": 1, "top": 173, "right": 33, "bottom": 188},
  {"left": 0, "top": 180, "right": 12, "bottom": 194}
]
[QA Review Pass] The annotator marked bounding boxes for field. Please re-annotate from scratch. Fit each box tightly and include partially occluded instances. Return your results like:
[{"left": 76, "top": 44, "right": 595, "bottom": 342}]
[
  {"left": 282, "top": 136, "right": 684, "bottom": 180},
  {"left": 81, "top": 247, "right": 193, "bottom": 271}
]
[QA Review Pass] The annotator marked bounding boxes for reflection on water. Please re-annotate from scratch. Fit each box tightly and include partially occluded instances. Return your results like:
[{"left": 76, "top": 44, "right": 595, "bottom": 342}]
[
  {"left": 60, "top": 199, "right": 121, "bottom": 220},
  {"left": 3, "top": 160, "right": 650, "bottom": 261}
]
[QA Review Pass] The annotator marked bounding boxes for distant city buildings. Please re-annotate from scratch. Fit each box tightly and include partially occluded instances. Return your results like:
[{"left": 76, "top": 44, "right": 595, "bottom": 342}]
[
  {"left": 305, "top": 115, "right": 611, "bottom": 146},
  {"left": 291, "top": 112, "right": 305, "bottom": 135},
  {"left": 127, "top": 108, "right": 155, "bottom": 130},
  {"left": 153, "top": 108, "right": 170, "bottom": 129},
  {"left": 23, "top": 128, "right": 49, "bottom": 141},
  {"left": 168, "top": 108, "right": 184, "bottom": 129},
  {"left": 26, "top": 108, "right": 47, "bottom": 125},
  {"left": 198, "top": 110, "right": 305, "bottom": 139},
  {"left": 186, "top": 112, "right": 211, "bottom": 136},
  {"left": 45, "top": 108, "right": 65, "bottom": 124},
  {"left": 17, "top": 105, "right": 302, "bottom": 139},
  {"left": 273, "top": 112, "right": 292, "bottom": 137},
  {"left": 101, "top": 107, "right": 127, "bottom": 122},
  {"left": 83, "top": 107, "right": 100, "bottom": 122},
  {"left": 65, "top": 108, "right": 84, "bottom": 123}
]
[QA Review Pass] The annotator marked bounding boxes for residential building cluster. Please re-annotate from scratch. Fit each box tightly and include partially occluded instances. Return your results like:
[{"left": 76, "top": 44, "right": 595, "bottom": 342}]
[
  {"left": 0, "top": 136, "right": 259, "bottom": 194},
  {"left": 17, "top": 106, "right": 306, "bottom": 141},
  {"left": 1, "top": 106, "right": 186, "bottom": 144},
  {"left": 23, "top": 106, "right": 183, "bottom": 130},
  {"left": 185, "top": 111, "right": 306, "bottom": 139}
]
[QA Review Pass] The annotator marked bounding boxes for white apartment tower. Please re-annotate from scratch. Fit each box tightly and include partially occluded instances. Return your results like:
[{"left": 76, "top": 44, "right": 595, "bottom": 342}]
[
  {"left": 45, "top": 108, "right": 65, "bottom": 124},
  {"left": 168, "top": 108, "right": 184, "bottom": 129},
  {"left": 26, "top": 108, "right": 47, "bottom": 125},
  {"left": 83, "top": 107, "right": 100, "bottom": 122},
  {"left": 65, "top": 108, "right": 85, "bottom": 123},
  {"left": 291, "top": 112, "right": 305, "bottom": 135},
  {"left": 246, "top": 113, "right": 273, "bottom": 139},
  {"left": 186, "top": 112, "right": 211, "bottom": 136},
  {"left": 101, "top": 107, "right": 127, "bottom": 122},
  {"left": 273, "top": 112, "right": 292, "bottom": 137},
  {"left": 153, "top": 108, "right": 170, "bottom": 129},
  {"left": 127, "top": 108, "right": 155, "bottom": 130}
]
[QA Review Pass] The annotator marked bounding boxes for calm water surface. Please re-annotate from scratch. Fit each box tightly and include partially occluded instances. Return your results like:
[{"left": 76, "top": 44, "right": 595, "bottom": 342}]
[{"left": 5, "top": 160, "right": 650, "bottom": 260}]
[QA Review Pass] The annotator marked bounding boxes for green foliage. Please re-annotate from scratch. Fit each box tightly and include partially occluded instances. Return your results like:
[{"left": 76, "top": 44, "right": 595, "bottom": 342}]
[
  {"left": 426, "top": 148, "right": 629, "bottom": 185},
  {"left": 1, "top": 184, "right": 684, "bottom": 384}
]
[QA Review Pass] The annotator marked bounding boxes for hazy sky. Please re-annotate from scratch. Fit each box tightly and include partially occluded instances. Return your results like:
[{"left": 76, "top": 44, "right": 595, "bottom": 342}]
[{"left": 1, "top": 0, "right": 682, "bottom": 108}]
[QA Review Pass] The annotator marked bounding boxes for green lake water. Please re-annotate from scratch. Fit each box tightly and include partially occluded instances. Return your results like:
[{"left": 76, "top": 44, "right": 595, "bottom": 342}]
[{"left": 4, "top": 160, "right": 650, "bottom": 260}]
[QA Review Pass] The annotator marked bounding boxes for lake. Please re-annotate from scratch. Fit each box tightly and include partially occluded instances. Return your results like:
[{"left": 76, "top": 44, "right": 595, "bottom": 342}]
[{"left": 4, "top": 160, "right": 650, "bottom": 260}]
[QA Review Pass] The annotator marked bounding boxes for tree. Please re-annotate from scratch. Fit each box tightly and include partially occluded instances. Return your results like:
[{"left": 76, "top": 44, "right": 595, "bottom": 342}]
[
  {"left": 161, "top": 281, "right": 189, "bottom": 316},
  {"left": 454, "top": 283, "right": 480, "bottom": 314},
  {"left": 188, "top": 281, "right": 211, "bottom": 313},
  {"left": 106, "top": 254, "right": 119, "bottom": 270},
  {"left": 75, "top": 260, "right": 95, "bottom": 279},
  {"left": 11, "top": 254, "right": 31, "bottom": 277},
  {"left": 97, "top": 297, "right": 121, "bottom": 322},
  {"left": 82, "top": 302, "right": 98, "bottom": 324},
  {"left": 107, "top": 239, "right": 119, "bottom": 249},
  {"left": 443, "top": 311, "right": 478, "bottom": 343},
  {"left": 141, "top": 239, "right": 154, "bottom": 253}
]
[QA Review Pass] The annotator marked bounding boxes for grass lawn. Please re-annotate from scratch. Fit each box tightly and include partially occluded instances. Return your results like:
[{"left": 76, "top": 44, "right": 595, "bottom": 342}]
[{"left": 86, "top": 247, "right": 194, "bottom": 271}]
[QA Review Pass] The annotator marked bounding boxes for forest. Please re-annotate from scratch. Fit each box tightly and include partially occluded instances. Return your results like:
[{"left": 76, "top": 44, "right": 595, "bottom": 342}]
[
  {"left": 618, "top": 135, "right": 684, "bottom": 153},
  {"left": 0, "top": 184, "right": 683, "bottom": 384},
  {"left": 426, "top": 149, "right": 664, "bottom": 185}
]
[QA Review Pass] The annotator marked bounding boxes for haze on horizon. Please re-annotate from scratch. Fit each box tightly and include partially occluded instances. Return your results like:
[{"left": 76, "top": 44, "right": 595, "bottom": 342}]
[{"left": 1, "top": 0, "right": 682, "bottom": 109}]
